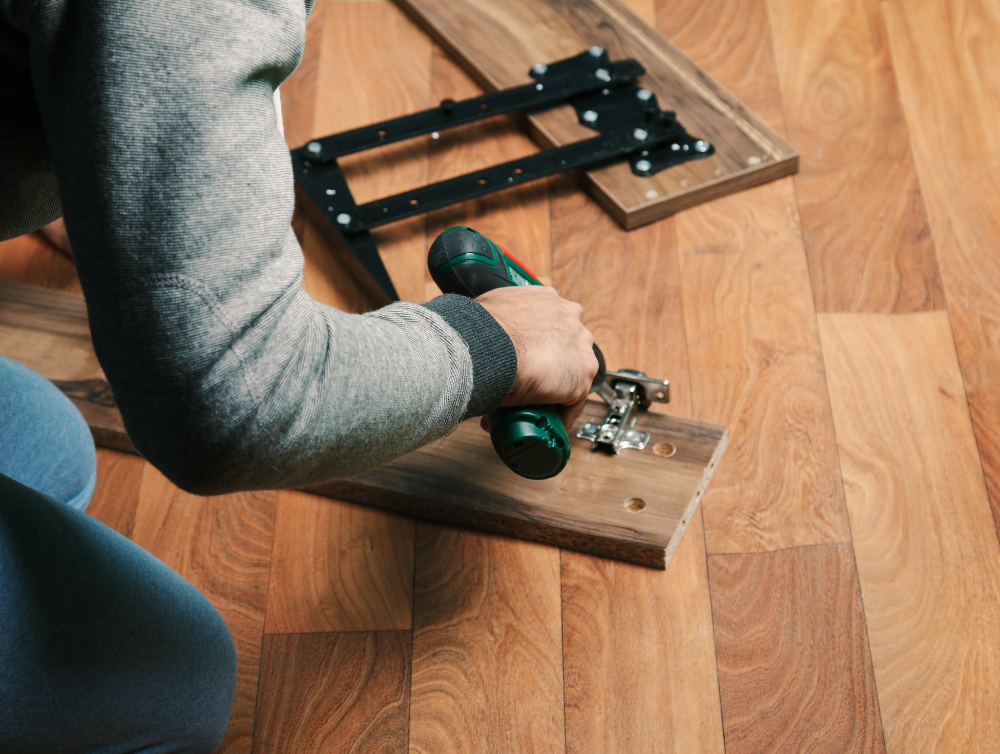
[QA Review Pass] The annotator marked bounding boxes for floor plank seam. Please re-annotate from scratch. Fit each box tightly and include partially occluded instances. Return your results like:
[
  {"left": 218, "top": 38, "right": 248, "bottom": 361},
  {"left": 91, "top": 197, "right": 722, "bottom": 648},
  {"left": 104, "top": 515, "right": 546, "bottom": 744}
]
[
  {"left": 706, "top": 540, "right": 851, "bottom": 558},
  {"left": 699, "top": 506, "right": 729, "bottom": 754},
  {"left": 250, "top": 498, "right": 282, "bottom": 753},
  {"left": 558, "top": 548, "right": 570, "bottom": 754}
]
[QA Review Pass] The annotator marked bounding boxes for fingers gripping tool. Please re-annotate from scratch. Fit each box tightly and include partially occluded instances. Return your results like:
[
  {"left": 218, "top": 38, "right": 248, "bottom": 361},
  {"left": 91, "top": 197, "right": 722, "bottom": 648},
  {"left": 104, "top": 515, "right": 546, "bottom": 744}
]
[{"left": 429, "top": 227, "right": 670, "bottom": 480}]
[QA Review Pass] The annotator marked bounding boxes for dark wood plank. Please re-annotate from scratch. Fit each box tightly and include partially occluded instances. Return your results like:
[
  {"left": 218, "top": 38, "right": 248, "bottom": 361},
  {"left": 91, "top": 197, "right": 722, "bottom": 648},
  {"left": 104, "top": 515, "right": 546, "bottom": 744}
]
[
  {"left": 882, "top": 0, "right": 1000, "bottom": 554},
  {"left": 86, "top": 448, "right": 142, "bottom": 538},
  {"left": 409, "top": 525, "right": 564, "bottom": 753},
  {"left": 819, "top": 311, "right": 1000, "bottom": 752},
  {"left": 768, "top": 0, "right": 944, "bottom": 313},
  {"left": 309, "top": 403, "right": 726, "bottom": 570},
  {"left": 392, "top": 0, "right": 798, "bottom": 229},
  {"left": 264, "top": 490, "right": 415, "bottom": 633},
  {"left": 659, "top": 0, "right": 851, "bottom": 553},
  {"left": 132, "top": 466, "right": 276, "bottom": 754},
  {"left": 0, "top": 277, "right": 727, "bottom": 569},
  {"left": 253, "top": 631, "right": 411, "bottom": 754},
  {"left": 708, "top": 544, "right": 885, "bottom": 754},
  {"left": 561, "top": 514, "right": 724, "bottom": 753},
  {"left": 0, "top": 231, "right": 80, "bottom": 292}
]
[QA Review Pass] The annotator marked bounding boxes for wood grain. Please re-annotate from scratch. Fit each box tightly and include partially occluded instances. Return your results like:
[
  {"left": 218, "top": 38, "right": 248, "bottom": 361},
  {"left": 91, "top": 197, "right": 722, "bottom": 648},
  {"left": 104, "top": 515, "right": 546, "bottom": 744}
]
[
  {"left": 409, "top": 525, "right": 565, "bottom": 754},
  {"left": 86, "top": 448, "right": 143, "bottom": 537},
  {"left": 392, "top": 0, "right": 798, "bottom": 229},
  {"left": 767, "top": 0, "right": 944, "bottom": 313},
  {"left": 279, "top": 3, "right": 326, "bottom": 152},
  {"left": 658, "top": 0, "right": 850, "bottom": 553},
  {"left": 561, "top": 514, "right": 724, "bottom": 753},
  {"left": 309, "top": 0, "right": 432, "bottom": 305},
  {"left": 265, "top": 490, "right": 415, "bottom": 633},
  {"left": 309, "top": 403, "right": 726, "bottom": 570},
  {"left": 132, "top": 465, "right": 277, "bottom": 754},
  {"left": 253, "top": 631, "right": 411, "bottom": 754},
  {"left": 676, "top": 180, "right": 848, "bottom": 553},
  {"left": 819, "top": 311, "right": 1000, "bottom": 753},
  {"left": 708, "top": 543, "right": 885, "bottom": 754},
  {"left": 882, "top": 0, "right": 1000, "bottom": 547}
]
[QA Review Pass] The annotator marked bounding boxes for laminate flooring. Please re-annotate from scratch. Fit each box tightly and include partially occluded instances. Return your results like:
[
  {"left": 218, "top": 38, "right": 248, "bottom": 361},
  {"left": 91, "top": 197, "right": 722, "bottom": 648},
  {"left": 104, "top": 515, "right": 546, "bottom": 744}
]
[{"left": 1, "top": 0, "right": 997, "bottom": 750}]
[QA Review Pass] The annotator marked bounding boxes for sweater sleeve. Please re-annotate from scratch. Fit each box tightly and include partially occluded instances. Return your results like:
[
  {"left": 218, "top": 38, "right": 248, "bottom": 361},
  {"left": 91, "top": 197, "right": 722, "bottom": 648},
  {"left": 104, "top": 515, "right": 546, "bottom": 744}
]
[{"left": 19, "top": 0, "right": 516, "bottom": 494}]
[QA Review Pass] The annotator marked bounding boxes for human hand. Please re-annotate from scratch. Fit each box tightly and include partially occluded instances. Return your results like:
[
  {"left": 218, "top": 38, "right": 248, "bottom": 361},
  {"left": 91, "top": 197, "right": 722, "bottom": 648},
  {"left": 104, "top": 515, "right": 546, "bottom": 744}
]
[{"left": 477, "top": 285, "right": 598, "bottom": 431}]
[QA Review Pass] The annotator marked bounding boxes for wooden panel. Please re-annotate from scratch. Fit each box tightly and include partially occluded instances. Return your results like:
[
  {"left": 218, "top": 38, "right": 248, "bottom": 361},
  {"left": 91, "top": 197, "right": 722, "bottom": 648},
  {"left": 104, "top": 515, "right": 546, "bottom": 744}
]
[
  {"left": 392, "top": 0, "right": 798, "bottom": 229},
  {"left": 658, "top": 0, "right": 850, "bottom": 553},
  {"left": 253, "top": 631, "right": 411, "bottom": 754},
  {"left": 0, "top": 280, "right": 133, "bottom": 453},
  {"left": 132, "top": 466, "right": 276, "bottom": 754},
  {"left": 819, "top": 311, "right": 1000, "bottom": 753},
  {"left": 0, "top": 278, "right": 726, "bottom": 569},
  {"left": 882, "top": 0, "right": 1000, "bottom": 544},
  {"left": 265, "top": 490, "right": 414, "bottom": 633},
  {"left": 708, "top": 544, "right": 885, "bottom": 753},
  {"left": 676, "top": 179, "right": 848, "bottom": 553},
  {"left": 86, "top": 448, "right": 143, "bottom": 537},
  {"left": 309, "top": 402, "right": 726, "bottom": 570},
  {"left": 279, "top": 3, "right": 326, "bottom": 152},
  {"left": 767, "top": 0, "right": 944, "bottom": 313},
  {"left": 561, "top": 514, "right": 724, "bottom": 753},
  {"left": 309, "top": 0, "right": 432, "bottom": 305},
  {"left": 409, "top": 526, "right": 564, "bottom": 753}
]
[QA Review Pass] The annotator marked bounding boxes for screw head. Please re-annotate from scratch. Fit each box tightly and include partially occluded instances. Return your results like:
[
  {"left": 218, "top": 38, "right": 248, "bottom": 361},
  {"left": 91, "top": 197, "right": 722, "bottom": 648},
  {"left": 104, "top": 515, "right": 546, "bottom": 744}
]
[
  {"left": 325, "top": 188, "right": 336, "bottom": 195},
  {"left": 306, "top": 141, "right": 322, "bottom": 154},
  {"left": 671, "top": 143, "right": 681, "bottom": 151},
  {"left": 695, "top": 140, "right": 709, "bottom": 152},
  {"left": 536, "top": 83, "right": 544, "bottom": 90},
  {"left": 589, "top": 46, "right": 604, "bottom": 57},
  {"left": 531, "top": 63, "right": 548, "bottom": 75},
  {"left": 636, "top": 88, "right": 653, "bottom": 101},
  {"left": 633, "top": 128, "right": 648, "bottom": 141},
  {"left": 595, "top": 68, "right": 610, "bottom": 82},
  {"left": 636, "top": 159, "right": 652, "bottom": 172},
  {"left": 582, "top": 110, "right": 599, "bottom": 123},
  {"left": 336, "top": 213, "right": 351, "bottom": 225}
]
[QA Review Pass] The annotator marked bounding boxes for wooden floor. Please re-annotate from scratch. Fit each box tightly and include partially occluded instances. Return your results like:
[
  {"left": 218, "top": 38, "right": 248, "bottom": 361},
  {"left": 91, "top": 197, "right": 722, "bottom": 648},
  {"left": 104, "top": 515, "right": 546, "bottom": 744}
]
[{"left": 2, "top": 0, "right": 999, "bottom": 751}]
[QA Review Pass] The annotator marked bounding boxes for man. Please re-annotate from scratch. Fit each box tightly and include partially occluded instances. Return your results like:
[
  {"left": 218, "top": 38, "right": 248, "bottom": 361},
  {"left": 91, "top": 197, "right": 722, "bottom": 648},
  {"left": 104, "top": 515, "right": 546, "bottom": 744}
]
[{"left": 0, "top": 0, "right": 598, "bottom": 749}]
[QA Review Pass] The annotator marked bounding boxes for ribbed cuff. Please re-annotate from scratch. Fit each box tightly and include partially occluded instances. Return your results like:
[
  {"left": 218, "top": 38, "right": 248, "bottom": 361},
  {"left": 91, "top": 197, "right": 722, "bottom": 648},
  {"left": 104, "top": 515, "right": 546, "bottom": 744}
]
[{"left": 422, "top": 294, "right": 517, "bottom": 418}]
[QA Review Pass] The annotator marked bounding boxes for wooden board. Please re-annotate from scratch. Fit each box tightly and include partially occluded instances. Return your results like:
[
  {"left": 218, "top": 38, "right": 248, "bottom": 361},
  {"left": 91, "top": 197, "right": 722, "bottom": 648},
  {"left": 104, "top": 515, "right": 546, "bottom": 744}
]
[
  {"left": 819, "top": 311, "right": 1000, "bottom": 753},
  {"left": 0, "top": 277, "right": 727, "bottom": 570},
  {"left": 390, "top": 0, "right": 798, "bottom": 229},
  {"left": 708, "top": 544, "right": 885, "bottom": 753},
  {"left": 767, "top": 0, "right": 944, "bottom": 314},
  {"left": 881, "top": 0, "right": 1000, "bottom": 548},
  {"left": 253, "top": 632, "right": 411, "bottom": 754}
]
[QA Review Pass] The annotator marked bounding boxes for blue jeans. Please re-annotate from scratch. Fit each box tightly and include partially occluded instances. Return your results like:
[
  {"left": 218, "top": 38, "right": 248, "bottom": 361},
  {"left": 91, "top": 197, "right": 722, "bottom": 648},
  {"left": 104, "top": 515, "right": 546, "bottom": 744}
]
[{"left": 0, "top": 356, "right": 237, "bottom": 753}]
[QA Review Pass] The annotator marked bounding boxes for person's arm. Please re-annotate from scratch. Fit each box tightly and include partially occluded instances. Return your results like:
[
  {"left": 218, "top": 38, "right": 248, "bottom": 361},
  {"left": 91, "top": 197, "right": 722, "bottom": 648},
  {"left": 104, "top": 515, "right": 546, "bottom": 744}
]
[
  {"left": 22, "top": 0, "right": 518, "bottom": 494},
  {"left": 23, "top": 0, "right": 595, "bottom": 495}
]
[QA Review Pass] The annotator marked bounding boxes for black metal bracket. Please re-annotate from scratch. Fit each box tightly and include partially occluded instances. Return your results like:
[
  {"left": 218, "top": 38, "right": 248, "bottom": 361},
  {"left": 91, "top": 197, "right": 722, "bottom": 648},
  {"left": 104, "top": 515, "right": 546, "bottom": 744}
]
[{"left": 291, "top": 47, "right": 714, "bottom": 304}]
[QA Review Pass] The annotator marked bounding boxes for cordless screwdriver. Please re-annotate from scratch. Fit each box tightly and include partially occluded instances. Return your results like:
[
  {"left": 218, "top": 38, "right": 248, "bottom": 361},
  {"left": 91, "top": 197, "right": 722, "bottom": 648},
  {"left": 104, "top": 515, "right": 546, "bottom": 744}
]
[{"left": 428, "top": 226, "right": 605, "bottom": 479}]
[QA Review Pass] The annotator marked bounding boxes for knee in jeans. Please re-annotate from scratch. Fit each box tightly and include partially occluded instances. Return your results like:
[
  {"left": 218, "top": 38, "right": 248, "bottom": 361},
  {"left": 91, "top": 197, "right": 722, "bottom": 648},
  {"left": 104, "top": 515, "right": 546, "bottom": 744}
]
[{"left": 174, "top": 603, "right": 239, "bottom": 753}]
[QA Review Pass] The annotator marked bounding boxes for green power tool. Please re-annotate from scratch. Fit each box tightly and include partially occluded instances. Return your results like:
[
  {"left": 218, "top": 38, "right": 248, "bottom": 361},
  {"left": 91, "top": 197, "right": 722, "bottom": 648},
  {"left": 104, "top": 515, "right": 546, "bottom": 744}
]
[{"left": 428, "top": 226, "right": 606, "bottom": 480}]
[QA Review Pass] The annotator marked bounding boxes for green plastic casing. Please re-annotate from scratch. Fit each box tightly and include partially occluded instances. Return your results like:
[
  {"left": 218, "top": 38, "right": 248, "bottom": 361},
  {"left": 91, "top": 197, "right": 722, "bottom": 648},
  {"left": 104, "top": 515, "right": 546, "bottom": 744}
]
[{"left": 428, "top": 227, "right": 571, "bottom": 480}]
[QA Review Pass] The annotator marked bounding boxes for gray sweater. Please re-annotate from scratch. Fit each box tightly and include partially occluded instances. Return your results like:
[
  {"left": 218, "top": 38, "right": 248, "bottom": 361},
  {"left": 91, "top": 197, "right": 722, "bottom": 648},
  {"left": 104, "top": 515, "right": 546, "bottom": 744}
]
[{"left": 0, "top": 0, "right": 516, "bottom": 493}]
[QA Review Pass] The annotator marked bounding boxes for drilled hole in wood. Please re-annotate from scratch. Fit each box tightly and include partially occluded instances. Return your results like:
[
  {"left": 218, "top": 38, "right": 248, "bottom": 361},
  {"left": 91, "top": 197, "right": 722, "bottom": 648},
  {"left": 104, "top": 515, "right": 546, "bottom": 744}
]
[
  {"left": 653, "top": 442, "right": 676, "bottom": 458},
  {"left": 624, "top": 497, "right": 646, "bottom": 512}
]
